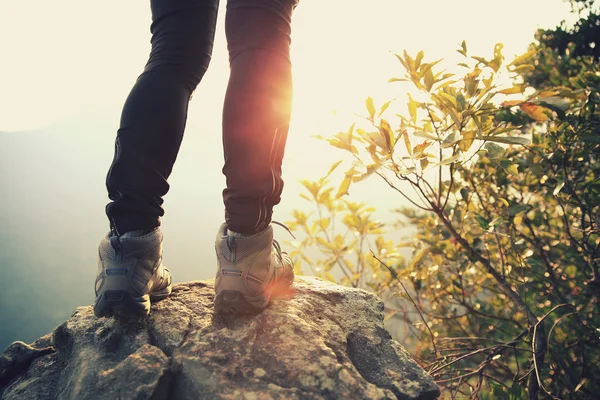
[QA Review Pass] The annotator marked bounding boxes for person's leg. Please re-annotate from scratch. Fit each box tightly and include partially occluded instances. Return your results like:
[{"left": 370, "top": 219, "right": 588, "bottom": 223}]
[
  {"left": 95, "top": 0, "right": 219, "bottom": 319},
  {"left": 221, "top": 0, "right": 298, "bottom": 234},
  {"left": 214, "top": 0, "right": 299, "bottom": 314},
  {"left": 105, "top": 0, "right": 219, "bottom": 236}
]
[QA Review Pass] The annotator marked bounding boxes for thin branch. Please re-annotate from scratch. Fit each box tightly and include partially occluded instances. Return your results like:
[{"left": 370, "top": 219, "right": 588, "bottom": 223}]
[{"left": 371, "top": 251, "right": 438, "bottom": 357}]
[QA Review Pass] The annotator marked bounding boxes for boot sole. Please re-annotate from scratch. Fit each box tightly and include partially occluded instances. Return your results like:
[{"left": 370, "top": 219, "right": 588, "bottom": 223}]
[
  {"left": 94, "top": 286, "right": 172, "bottom": 319},
  {"left": 214, "top": 290, "right": 269, "bottom": 314}
]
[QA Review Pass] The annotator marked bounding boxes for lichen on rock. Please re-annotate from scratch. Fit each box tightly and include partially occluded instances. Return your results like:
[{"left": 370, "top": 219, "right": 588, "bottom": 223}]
[{"left": 0, "top": 277, "right": 439, "bottom": 399}]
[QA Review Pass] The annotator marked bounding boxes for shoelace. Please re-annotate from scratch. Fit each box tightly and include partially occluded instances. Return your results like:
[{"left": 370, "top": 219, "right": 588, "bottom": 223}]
[
  {"left": 271, "top": 220, "right": 296, "bottom": 240},
  {"left": 271, "top": 220, "right": 296, "bottom": 263}
]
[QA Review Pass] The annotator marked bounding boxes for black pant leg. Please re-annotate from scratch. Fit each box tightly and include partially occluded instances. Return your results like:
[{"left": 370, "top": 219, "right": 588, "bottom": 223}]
[
  {"left": 105, "top": 0, "right": 219, "bottom": 235},
  {"left": 221, "top": 0, "right": 299, "bottom": 234}
]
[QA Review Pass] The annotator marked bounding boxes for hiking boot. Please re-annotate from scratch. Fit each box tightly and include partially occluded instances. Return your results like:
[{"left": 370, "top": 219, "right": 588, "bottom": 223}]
[
  {"left": 214, "top": 223, "right": 294, "bottom": 314},
  {"left": 94, "top": 227, "right": 172, "bottom": 319}
]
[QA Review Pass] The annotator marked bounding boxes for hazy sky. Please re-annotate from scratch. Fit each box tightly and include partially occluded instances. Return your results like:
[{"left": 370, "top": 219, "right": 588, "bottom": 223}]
[{"left": 1, "top": 0, "right": 572, "bottom": 133}]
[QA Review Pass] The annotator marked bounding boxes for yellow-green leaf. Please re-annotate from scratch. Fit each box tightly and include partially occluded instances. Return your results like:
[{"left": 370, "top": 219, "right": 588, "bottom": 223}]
[
  {"left": 513, "top": 211, "right": 524, "bottom": 226},
  {"left": 415, "top": 50, "right": 424, "bottom": 69},
  {"left": 498, "top": 86, "right": 523, "bottom": 95},
  {"left": 414, "top": 129, "right": 439, "bottom": 141},
  {"left": 419, "top": 59, "right": 442, "bottom": 77},
  {"left": 403, "top": 130, "right": 413, "bottom": 155},
  {"left": 366, "top": 97, "right": 376, "bottom": 120},
  {"left": 480, "top": 135, "right": 531, "bottom": 146},
  {"left": 379, "top": 119, "right": 394, "bottom": 152},
  {"left": 378, "top": 100, "right": 392, "bottom": 117},
  {"left": 436, "top": 152, "right": 462, "bottom": 166},
  {"left": 441, "top": 132, "right": 459, "bottom": 148},
  {"left": 459, "top": 130, "right": 476, "bottom": 152},
  {"left": 484, "top": 142, "right": 505, "bottom": 159},
  {"left": 336, "top": 166, "right": 355, "bottom": 198},
  {"left": 553, "top": 181, "right": 565, "bottom": 196},
  {"left": 424, "top": 67, "right": 435, "bottom": 91},
  {"left": 408, "top": 94, "right": 418, "bottom": 123},
  {"left": 324, "top": 272, "right": 336, "bottom": 283},
  {"left": 403, "top": 50, "right": 415, "bottom": 72},
  {"left": 324, "top": 160, "right": 343, "bottom": 179},
  {"left": 508, "top": 49, "right": 538, "bottom": 67},
  {"left": 501, "top": 100, "right": 523, "bottom": 107},
  {"left": 513, "top": 64, "right": 535, "bottom": 73},
  {"left": 395, "top": 53, "right": 409, "bottom": 71},
  {"left": 439, "top": 92, "right": 458, "bottom": 108},
  {"left": 457, "top": 40, "right": 468, "bottom": 57},
  {"left": 506, "top": 164, "right": 519, "bottom": 176},
  {"left": 412, "top": 141, "right": 431, "bottom": 159}
]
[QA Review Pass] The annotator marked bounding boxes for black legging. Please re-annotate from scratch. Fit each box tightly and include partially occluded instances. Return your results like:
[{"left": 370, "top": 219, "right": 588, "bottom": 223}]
[{"left": 105, "top": 0, "right": 298, "bottom": 235}]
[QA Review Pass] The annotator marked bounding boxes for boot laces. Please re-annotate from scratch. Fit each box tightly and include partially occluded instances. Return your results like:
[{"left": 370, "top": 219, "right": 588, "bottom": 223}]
[{"left": 271, "top": 220, "right": 295, "bottom": 262}]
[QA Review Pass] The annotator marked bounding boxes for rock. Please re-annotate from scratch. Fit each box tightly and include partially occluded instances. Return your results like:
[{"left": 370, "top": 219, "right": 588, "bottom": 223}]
[{"left": 0, "top": 277, "right": 439, "bottom": 400}]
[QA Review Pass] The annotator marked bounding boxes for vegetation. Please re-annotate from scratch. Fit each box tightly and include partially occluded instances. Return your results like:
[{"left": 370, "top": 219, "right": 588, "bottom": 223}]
[{"left": 287, "top": 2, "right": 600, "bottom": 398}]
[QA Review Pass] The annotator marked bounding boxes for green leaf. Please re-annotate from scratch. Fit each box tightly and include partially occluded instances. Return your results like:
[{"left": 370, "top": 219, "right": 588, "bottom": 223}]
[
  {"left": 435, "top": 152, "right": 461, "bottom": 166},
  {"left": 553, "top": 180, "right": 565, "bottom": 196},
  {"left": 457, "top": 40, "right": 468, "bottom": 57},
  {"left": 475, "top": 215, "right": 490, "bottom": 229},
  {"left": 509, "top": 204, "right": 530, "bottom": 217},
  {"left": 489, "top": 217, "right": 504, "bottom": 227},
  {"left": 481, "top": 135, "right": 531, "bottom": 146},
  {"left": 534, "top": 98, "right": 569, "bottom": 118},
  {"left": 484, "top": 142, "right": 505, "bottom": 159},
  {"left": 441, "top": 132, "right": 459, "bottom": 148}
]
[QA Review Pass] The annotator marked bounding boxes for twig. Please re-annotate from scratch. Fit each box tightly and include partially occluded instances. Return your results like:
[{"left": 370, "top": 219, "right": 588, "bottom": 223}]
[{"left": 371, "top": 251, "right": 438, "bottom": 357}]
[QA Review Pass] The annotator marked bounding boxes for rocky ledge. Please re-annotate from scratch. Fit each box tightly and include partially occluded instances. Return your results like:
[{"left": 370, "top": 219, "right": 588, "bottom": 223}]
[{"left": 0, "top": 277, "right": 439, "bottom": 399}]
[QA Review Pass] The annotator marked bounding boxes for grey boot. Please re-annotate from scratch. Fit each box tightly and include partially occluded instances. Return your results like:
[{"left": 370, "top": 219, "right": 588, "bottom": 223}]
[
  {"left": 214, "top": 223, "right": 294, "bottom": 314},
  {"left": 94, "top": 227, "right": 172, "bottom": 318}
]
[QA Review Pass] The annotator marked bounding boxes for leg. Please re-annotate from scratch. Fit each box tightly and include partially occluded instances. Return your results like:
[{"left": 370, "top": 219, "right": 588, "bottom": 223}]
[
  {"left": 95, "top": 0, "right": 219, "bottom": 319},
  {"left": 221, "top": 0, "right": 298, "bottom": 234},
  {"left": 105, "top": 0, "right": 219, "bottom": 235},
  {"left": 214, "top": 0, "right": 299, "bottom": 314}
]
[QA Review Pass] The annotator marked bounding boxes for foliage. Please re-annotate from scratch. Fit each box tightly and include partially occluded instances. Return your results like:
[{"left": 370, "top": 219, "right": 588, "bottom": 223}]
[
  {"left": 288, "top": 39, "right": 600, "bottom": 398},
  {"left": 523, "top": 0, "right": 599, "bottom": 88}
]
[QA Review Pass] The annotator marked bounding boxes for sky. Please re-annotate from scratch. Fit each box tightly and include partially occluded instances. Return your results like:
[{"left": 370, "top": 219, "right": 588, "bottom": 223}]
[
  {"left": 0, "top": 0, "right": 576, "bottom": 349},
  {"left": 1, "top": 0, "right": 573, "bottom": 133}
]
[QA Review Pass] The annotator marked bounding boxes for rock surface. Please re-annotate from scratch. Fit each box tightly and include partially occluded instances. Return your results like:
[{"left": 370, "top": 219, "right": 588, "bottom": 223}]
[{"left": 0, "top": 277, "right": 439, "bottom": 399}]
